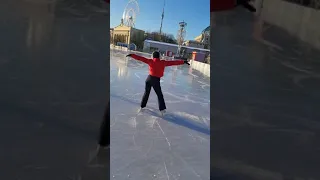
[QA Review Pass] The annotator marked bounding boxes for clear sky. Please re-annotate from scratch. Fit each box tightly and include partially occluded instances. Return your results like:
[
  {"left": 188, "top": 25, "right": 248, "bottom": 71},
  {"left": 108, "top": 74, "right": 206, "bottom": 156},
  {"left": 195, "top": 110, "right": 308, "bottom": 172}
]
[{"left": 110, "top": 0, "right": 210, "bottom": 40}]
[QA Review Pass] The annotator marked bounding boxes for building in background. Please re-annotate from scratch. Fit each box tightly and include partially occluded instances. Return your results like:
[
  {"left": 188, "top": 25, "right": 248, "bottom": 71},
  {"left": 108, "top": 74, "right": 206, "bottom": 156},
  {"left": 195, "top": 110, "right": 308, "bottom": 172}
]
[
  {"left": 183, "top": 40, "right": 205, "bottom": 49},
  {"left": 110, "top": 19, "right": 145, "bottom": 50},
  {"left": 194, "top": 26, "right": 210, "bottom": 49},
  {"left": 194, "top": 34, "right": 203, "bottom": 43}
]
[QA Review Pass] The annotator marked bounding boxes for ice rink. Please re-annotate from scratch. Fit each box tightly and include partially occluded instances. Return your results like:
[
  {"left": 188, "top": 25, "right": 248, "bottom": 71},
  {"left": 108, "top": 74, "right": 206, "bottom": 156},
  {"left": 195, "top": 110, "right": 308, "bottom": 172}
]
[{"left": 110, "top": 49, "right": 210, "bottom": 180}]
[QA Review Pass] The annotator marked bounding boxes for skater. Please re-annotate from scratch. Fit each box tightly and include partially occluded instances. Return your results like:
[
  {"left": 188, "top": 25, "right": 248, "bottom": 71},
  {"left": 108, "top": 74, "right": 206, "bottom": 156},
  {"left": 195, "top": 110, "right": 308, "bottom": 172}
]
[{"left": 126, "top": 51, "right": 190, "bottom": 116}]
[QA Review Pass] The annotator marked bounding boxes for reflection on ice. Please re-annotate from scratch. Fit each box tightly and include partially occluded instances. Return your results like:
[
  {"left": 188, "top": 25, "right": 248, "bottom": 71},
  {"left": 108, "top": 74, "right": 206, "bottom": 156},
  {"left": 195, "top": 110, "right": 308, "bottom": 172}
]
[{"left": 110, "top": 49, "right": 210, "bottom": 180}]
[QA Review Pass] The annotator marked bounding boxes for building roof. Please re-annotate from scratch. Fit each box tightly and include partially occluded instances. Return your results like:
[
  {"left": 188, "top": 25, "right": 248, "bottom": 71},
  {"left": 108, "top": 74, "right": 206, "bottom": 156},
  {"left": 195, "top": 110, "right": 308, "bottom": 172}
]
[
  {"left": 194, "top": 34, "right": 203, "bottom": 42},
  {"left": 144, "top": 40, "right": 210, "bottom": 52},
  {"left": 202, "top": 26, "right": 210, "bottom": 34},
  {"left": 112, "top": 24, "right": 145, "bottom": 33}
]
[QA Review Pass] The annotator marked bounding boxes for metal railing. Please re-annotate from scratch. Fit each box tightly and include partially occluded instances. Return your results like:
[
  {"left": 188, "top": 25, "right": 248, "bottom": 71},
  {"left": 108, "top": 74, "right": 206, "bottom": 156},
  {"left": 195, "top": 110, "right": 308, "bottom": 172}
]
[{"left": 283, "top": 0, "right": 320, "bottom": 9}]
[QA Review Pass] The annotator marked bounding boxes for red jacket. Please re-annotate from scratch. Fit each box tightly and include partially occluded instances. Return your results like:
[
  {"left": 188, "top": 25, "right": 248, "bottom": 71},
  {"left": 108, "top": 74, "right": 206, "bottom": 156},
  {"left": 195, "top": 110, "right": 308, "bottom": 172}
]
[{"left": 130, "top": 54, "right": 184, "bottom": 78}]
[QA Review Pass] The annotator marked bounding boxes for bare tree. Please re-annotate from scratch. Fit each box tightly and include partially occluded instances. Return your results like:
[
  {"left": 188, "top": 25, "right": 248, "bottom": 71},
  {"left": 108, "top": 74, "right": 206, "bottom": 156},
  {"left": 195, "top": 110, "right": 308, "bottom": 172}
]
[{"left": 145, "top": 31, "right": 177, "bottom": 44}]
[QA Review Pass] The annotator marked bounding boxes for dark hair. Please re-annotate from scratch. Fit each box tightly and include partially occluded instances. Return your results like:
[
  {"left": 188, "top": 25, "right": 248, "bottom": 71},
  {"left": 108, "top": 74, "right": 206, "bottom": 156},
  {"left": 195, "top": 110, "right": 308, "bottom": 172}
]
[{"left": 152, "top": 51, "right": 160, "bottom": 58}]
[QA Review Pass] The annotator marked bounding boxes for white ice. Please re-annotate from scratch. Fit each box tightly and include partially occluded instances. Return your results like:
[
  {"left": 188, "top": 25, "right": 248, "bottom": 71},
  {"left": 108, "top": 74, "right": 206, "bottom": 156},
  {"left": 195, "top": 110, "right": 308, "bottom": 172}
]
[{"left": 110, "top": 49, "right": 210, "bottom": 180}]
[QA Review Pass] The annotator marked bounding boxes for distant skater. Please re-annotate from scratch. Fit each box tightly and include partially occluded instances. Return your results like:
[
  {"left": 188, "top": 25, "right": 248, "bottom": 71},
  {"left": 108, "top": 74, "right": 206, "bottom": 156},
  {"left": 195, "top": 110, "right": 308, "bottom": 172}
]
[{"left": 126, "top": 51, "right": 190, "bottom": 116}]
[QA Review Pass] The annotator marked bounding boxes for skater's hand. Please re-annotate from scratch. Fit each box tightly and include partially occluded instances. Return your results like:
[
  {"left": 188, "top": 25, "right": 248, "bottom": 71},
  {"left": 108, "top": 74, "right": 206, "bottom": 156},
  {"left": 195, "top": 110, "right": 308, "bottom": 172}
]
[
  {"left": 126, "top": 54, "right": 132, "bottom": 57},
  {"left": 184, "top": 60, "right": 190, "bottom": 65}
]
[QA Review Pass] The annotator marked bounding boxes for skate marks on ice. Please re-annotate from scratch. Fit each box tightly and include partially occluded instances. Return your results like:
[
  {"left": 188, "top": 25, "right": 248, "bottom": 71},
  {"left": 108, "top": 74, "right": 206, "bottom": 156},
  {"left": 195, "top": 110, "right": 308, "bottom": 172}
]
[
  {"left": 109, "top": 93, "right": 210, "bottom": 135},
  {"left": 139, "top": 107, "right": 210, "bottom": 136},
  {"left": 110, "top": 114, "right": 210, "bottom": 179},
  {"left": 110, "top": 102, "right": 210, "bottom": 179},
  {"left": 263, "top": 32, "right": 320, "bottom": 90},
  {"left": 111, "top": 106, "right": 210, "bottom": 139},
  {"left": 163, "top": 92, "right": 210, "bottom": 107},
  {"left": 269, "top": 52, "right": 320, "bottom": 88},
  {"left": 65, "top": 146, "right": 109, "bottom": 180}
]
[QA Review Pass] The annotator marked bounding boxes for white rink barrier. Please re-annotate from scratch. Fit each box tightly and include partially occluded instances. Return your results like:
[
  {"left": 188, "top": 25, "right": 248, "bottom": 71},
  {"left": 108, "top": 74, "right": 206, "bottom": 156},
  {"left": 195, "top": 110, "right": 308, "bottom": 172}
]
[
  {"left": 261, "top": 0, "right": 320, "bottom": 49},
  {"left": 110, "top": 45, "right": 128, "bottom": 51},
  {"left": 190, "top": 60, "right": 210, "bottom": 77},
  {"left": 110, "top": 47, "right": 171, "bottom": 59}
]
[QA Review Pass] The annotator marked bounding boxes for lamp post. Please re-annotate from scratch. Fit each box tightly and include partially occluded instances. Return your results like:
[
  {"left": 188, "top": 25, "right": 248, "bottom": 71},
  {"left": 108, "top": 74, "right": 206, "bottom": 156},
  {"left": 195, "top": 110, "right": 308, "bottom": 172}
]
[{"left": 176, "top": 21, "right": 187, "bottom": 57}]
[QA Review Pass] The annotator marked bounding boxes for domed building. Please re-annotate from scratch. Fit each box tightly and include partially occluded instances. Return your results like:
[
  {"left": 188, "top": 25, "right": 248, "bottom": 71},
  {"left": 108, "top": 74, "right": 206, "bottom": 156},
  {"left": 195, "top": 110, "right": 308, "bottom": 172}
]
[{"left": 194, "top": 26, "right": 210, "bottom": 49}]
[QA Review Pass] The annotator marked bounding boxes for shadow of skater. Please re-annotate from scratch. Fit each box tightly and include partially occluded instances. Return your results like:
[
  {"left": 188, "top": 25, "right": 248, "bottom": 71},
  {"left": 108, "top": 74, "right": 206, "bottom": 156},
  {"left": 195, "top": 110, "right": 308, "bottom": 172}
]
[
  {"left": 110, "top": 94, "right": 210, "bottom": 135},
  {"left": 143, "top": 107, "right": 210, "bottom": 136}
]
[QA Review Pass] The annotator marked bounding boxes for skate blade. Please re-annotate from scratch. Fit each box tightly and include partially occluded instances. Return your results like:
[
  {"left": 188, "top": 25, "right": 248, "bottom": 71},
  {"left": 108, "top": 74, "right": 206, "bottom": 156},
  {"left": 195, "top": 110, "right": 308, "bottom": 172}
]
[
  {"left": 137, "top": 108, "right": 145, "bottom": 114},
  {"left": 160, "top": 110, "right": 166, "bottom": 117}
]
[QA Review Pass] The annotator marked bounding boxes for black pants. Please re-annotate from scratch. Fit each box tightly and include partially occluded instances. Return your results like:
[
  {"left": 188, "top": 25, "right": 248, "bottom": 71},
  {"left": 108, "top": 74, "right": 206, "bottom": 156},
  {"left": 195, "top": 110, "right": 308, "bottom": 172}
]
[
  {"left": 141, "top": 75, "right": 166, "bottom": 111},
  {"left": 98, "top": 102, "right": 109, "bottom": 147}
]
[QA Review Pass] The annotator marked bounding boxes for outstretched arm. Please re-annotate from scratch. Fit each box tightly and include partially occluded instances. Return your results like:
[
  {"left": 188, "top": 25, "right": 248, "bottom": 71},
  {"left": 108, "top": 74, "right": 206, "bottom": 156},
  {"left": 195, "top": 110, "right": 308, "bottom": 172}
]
[
  {"left": 127, "top": 54, "right": 150, "bottom": 64},
  {"left": 164, "top": 60, "right": 185, "bottom": 67}
]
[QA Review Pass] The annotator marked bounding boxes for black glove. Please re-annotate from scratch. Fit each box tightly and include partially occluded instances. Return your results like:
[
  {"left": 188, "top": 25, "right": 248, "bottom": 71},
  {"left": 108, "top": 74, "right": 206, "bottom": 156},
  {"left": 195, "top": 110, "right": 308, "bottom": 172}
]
[
  {"left": 236, "top": 0, "right": 256, "bottom": 12},
  {"left": 126, "top": 54, "right": 132, "bottom": 57},
  {"left": 184, "top": 60, "right": 190, "bottom": 65}
]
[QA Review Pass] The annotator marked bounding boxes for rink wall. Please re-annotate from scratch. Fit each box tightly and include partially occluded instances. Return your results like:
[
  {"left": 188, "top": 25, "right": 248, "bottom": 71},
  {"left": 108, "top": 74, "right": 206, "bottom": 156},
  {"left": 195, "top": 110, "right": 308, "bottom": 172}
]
[
  {"left": 110, "top": 45, "right": 128, "bottom": 51},
  {"left": 261, "top": 0, "right": 320, "bottom": 49},
  {"left": 111, "top": 47, "right": 174, "bottom": 60},
  {"left": 190, "top": 60, "right": 210, "bottom": 77}
]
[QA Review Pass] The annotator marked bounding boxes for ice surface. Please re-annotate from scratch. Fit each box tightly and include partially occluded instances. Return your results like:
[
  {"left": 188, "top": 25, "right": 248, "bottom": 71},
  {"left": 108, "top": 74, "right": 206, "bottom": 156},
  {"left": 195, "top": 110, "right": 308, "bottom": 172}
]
[{"left": 110, "top": 49, "right": 210, "bottom": 180}]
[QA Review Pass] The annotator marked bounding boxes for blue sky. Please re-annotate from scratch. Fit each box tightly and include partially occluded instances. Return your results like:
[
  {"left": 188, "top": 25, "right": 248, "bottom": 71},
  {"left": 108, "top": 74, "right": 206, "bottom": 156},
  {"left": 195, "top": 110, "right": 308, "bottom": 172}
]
[{"left": 110, "top": 0, "right": 210, "bottom": 40}]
